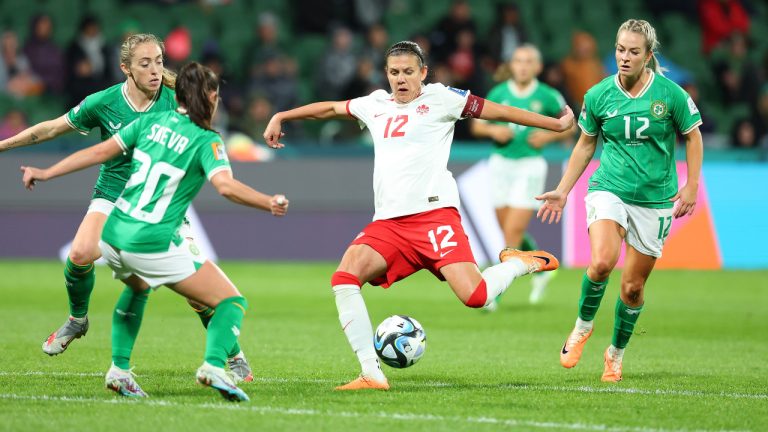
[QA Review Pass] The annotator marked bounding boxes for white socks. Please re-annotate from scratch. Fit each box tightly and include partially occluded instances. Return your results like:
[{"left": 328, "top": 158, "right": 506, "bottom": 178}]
[
  {"left": 576, "top": 317, "right": 594, "bottom": 332},
  {"left": 480, "top": 259, "right": 529, "bottom": 307},
  {"left": 333, "top": 284, "right": 386, "bottom": 382}
]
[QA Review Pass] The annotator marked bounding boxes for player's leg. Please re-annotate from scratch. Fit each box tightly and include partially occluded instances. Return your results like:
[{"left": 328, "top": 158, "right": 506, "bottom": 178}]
[
  {"left": 42, "top": 208, "right": 107, "bottom": 355},
  {"left": 105, "top": 274, "right": 151, "bottom": 398},
  {"left": 333, "top": 244, "right": 390, "bottom": 390},
  {"left": 168, "top": 260, "right": 249, "bottom": 401}
]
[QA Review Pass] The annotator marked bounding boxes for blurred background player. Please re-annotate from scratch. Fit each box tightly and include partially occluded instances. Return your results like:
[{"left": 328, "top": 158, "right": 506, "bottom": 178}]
[
  {"left": 471, "top": 44, "right": 574, "bottom": 308},
  {"left": 20, "top": 62, "right": 289, "bottom": 401},
  {"left": 263, "top": 41, "right": 571, "bottom": 390},
  {"left": 536, "top": 19, "right": 703, "bottom": 382},
  {"left": 0, "top": 34, "right": 254, "bottom": 381}
]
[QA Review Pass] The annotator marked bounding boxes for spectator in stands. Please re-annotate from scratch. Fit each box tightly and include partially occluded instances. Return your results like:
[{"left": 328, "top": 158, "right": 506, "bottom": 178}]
[
  {"left": 108, "top": 19, "right": 140, "bottom": 84},
  {"left": 446, "top": 28, "right": 484, "bottom": 94},
  {"left": 711, "top": 32, "right": 761, "bottom": 113},
  {"left": 731, "top": 117, "right": 757, "bottom": 148},
  {"left": 487, "top": 2, "right": 527, "bottom": 69},
  {"left": 343, "top": 58, "right": 379, "bottom": 100},
  {"left": 65, "top": 15, "right": 111, "bottom": 107},
  {"left": 752, "top": 84, "right": 768, "bottom": 145},
  {"left": 248, "top": 53, "right": 301, "bottom": 138},
  {"left": 541, "top": 62, "right": 576, "bottom": 117},
  {"left": 243, "top": 12, "right": 286, "bottom": 83},
  {"left": 315, "top": 26, "right": 358, "bottom": 101},
  {"left": 430, "top": 0, "right": 476, "bottom": 63},
  {"left": 560, "top": 31, "right": 605, "bottom": 108},
  {"left": 0, "top": 30, "right": 43, "bottom": 98},
  {"left": 239, "top": 95, "right": 274, "bottom": 141},
  {"left": 698, "top": 0, "right": 750, "bottom": 55},
  {"left": 0, "top": 109, "right": 28, "bottom": 140},
  {"left": 360, "top": 23, "right": 389, "bottom": 83},
  {"left": 23, "top": 14, "right": 65, "bottom": 95}
]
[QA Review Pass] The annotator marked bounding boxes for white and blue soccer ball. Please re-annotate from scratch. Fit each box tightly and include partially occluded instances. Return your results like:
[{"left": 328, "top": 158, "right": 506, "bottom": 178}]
[{"left": 374, "top": 315, "right": 426, "bottom": 368}]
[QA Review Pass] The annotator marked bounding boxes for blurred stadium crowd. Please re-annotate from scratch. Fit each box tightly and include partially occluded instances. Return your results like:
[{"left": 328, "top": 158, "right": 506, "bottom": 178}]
[{"left": 0, "top": 0, "right": 767, "bottom": 153}]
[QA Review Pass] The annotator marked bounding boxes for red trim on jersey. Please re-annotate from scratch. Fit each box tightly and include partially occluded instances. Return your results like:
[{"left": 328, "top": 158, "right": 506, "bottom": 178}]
[
  {"left": 345, "top": 100, "right": 357, "bottom": 119},
  {"left": 461, "top": 95, "right": 485, "bottom": 118},
  {"left": 465, "top": 279, "right": 487, "bottom": 308}
]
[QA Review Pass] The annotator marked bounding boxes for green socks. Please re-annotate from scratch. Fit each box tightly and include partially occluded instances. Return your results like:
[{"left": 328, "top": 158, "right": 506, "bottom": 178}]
[
  {"left": 111, "top": 286, "right": 150, "bottom": 370},
  {"left": 64, "top": 257, "right": 95, "bottom": 318},
  {"left": 520, "top": 232, "right": 539, "bottom": 251},
  {"left": 204, "top": 297, "right": 248, "bottom": 368},
  {"left": 193, "top": 304, "right": 242, "bottom": 358},
  {"left": 612, "top": 298, "right": 643, "bottom": 349},
  {"left": 578, "top": 273, "right": 608, "bottom": 321}
]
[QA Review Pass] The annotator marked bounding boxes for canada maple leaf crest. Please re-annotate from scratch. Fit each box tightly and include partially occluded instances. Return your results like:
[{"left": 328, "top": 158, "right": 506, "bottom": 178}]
[{"left": 416, "top": 104, "right": 429, "bottom": 115}]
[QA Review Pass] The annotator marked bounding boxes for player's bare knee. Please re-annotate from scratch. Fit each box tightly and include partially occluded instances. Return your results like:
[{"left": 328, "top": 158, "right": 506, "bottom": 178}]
[
  {"left": 590, "top": 259, "right": 614, "bottom": 279},
  {"left": 68, "top": 248, "right": 97, "bottom": 266},
  {"left": 622, "top": 281, "right": 644, "bottom": 304}
]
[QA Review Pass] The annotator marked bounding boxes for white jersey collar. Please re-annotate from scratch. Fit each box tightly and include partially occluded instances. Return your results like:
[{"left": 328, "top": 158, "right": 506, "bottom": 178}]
[
  {"left": 121, "top": 82, "right": 160, "bottom": 112},
  {"left": 614, "top": 70, "right": 654, "bottom": 99}
]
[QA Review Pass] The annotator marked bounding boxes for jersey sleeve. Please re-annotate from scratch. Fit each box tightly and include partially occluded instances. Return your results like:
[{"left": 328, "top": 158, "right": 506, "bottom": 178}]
[
  {"left": 670, "top": 86, "right": 703, "bottom": 135},
  {"left": 200, "top": 134, "right": 232, "bottom": 181},
  {"left": 65, "top": 95, "right": 99, "bottom": 135},
  {"left": 113, "top": 118, "right": 142, "bottom": 153},
  {"left": 347, "top": 90, "right": 382, "bottom": 130},
  {"left": 436, "top": 83, "right": 471, "bottom": 121},
  {"left": 578, "top": 89, "right": 599, "bottom": 136}
]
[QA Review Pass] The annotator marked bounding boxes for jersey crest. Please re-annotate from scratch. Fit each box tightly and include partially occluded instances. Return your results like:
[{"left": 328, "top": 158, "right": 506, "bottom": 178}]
[
  {"left": 416, "top": 104, "right": 430, "bottom": 115},
  {"left": 650, "top": 100, "right": 667, "bottom": 119}
]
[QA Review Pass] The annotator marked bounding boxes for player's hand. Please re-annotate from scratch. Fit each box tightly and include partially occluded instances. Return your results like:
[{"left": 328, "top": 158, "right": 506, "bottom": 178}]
[
  {"left": 557, "top": 106, "right": 575, "bottom": 132},
  {"left": 670, "top": 183, "right": 697, "bottom": 218},
  {"left": 263, "top": 116, "right": 286, "bottom": 149},
  {"left": 535, "top": 189, "right": 567, "bottom": 224},
  {"left": 490, "top": 125, "right": 513, "bottom": 144},
  {"left": 270, "top": 194, "right": 289, "bottom": 216},
  {"left": 20, "top": 165, "right": 47, "bottom": 190}
]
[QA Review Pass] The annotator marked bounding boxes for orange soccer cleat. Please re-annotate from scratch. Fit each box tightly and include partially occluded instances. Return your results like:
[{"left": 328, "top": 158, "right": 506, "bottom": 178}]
[
  {"left": 334, "top": 374, "right": 390, "bottom": 391},
  {"left": 560, "top": 326, "right": 593, "bottom": 368},
  {"left": 601, "top": 347, "right": 623, "bottom": 382},
  {"left": 499, "top": 248, "right": 559, "bottom": 273}
]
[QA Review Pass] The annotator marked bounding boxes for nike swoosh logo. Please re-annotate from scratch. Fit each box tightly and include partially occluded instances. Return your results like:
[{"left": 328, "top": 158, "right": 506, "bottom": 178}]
[
  {"left": 342, "top": 319, "right": 353, "bottom": 331},
  {"left": 606, "top": 109, "right": 618, "bottom": 118},
  {"left": 533, "top": 255, "right": 551, "bottom": 265},
  {"left": 374, "top": 113, "right": 385, "bottom": 118},
  {"left": 561, "top": 343, "right": 569, "bottom": 355},
  {"left": 439, "top": 250, "right": 455, "bottom": 258}
]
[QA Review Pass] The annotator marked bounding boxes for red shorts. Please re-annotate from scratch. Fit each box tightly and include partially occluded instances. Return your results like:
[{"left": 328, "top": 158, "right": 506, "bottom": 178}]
[{"left": 350, "top": 207, "right": 477, "bottom": 288}]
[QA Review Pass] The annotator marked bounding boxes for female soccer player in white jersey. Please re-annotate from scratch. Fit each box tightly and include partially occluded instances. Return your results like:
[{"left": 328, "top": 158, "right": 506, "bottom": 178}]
[
  {"left": 0, "top": 34, "right": 254, "bottom": 381},
  {"left": 263, "top": 41, "right": 573, "bottom": 390},
  {"left": 536, "top": 19, "right": 703, "bottom": 382},
  {"left": 21, "top": 62, "right": 289, "bottom": 401},
  {"left": 471, "top": 44, "right": 575, "bottom": 307}
]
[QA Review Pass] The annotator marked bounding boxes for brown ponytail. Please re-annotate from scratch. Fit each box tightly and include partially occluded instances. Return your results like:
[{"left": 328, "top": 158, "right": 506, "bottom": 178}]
[{"left": 175, "top": 62, "right": 219, "bottom": 131}]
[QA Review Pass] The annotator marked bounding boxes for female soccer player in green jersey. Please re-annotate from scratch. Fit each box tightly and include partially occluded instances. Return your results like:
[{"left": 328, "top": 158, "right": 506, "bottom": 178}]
[
  {"left": 20, "top": 62, "right": 288, "bottom": 401},
  {"left": 471, "top": 44, "right": 575, "bottom": 307},
  {"left": 536, "top": 19, "right": 703, "bottom": 382},
  {"left": 0, "top": 34, "right": 254, "bottom": 381}
]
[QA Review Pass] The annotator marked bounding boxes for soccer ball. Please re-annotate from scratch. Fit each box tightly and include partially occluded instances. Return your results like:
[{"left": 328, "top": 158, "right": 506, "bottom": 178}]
[{"left": 374, "top": 315, "right": 427, "bottom": 368}]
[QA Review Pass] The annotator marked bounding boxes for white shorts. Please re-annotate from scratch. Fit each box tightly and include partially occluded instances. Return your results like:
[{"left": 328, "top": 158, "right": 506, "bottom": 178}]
[
  {"left": 488, "top": 154, "right": 547, "bottom": 209},
  {"left": 99, "top": 237, "right": 207, "bottom": 289},
  {"left": 86, "top": 198, "right": 114, "bottom": 215},
  {"left": 585, "top": 191, "right": 674, "bottom": 258}
]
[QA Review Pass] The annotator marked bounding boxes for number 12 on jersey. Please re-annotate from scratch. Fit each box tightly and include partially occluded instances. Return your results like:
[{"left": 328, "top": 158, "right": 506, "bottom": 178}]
[{"left": 383, "top": 115, "right": 408, "bottom": 138}]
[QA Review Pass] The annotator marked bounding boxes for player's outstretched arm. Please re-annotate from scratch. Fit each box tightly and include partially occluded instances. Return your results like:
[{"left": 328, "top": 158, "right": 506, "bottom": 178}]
[
  {"left": 210, "top": 170, "right": 288, "bottom": 216},
  {"left": 20, "top": 138, "right": 122, "bottom": 189},
  {"left": 479, "top": 100, "right": 574, "bottom": 132},
  {"left": 263, "top": 101, "right": 348, "bottom": 148},
  {"left": 670, "top": 127, "right": 703, "bottom": 219},
  {"left": 0, "top": 115, "right": 73, "bottom": 152},
  {"left": 535, "top": 132, "right": 598, "bottom": 224}
]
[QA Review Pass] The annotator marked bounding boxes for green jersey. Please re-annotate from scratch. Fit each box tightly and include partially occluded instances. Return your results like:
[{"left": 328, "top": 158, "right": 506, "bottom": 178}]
[
  {"left": 579, "top": 71, "right": 702, "bottom": 208},
  {"left": 65, "top": 82, "right": 178, "bottom": 202},
  {"left": 486, "top": 79, "right": 566, "bottom": 159},
  {"left": 101, "top": 111, "right": 231, "bottom": 253}
]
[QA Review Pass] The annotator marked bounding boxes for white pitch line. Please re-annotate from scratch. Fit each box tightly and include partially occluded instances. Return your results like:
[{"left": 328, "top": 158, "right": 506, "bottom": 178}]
[
  {"left": 1, "top": 371, "right": 766, "bottom": 400},
  {"left": 0, "top": 393, "right": 749, "bottom": 432}
]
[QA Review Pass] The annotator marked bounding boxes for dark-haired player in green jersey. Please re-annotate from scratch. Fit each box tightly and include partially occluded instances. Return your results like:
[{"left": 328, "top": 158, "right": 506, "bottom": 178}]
[
  {"left": 471, "top": 44, "right": 575, "bottom": 308},
  {"left": 21, "top": 62, "right": 289, "bottom": 401},
  {"left": 0, "top": 34, "right": 253, "bottom": 381},
  {"left": 536, "top": 19, "right": 703, "bottom": 382}
]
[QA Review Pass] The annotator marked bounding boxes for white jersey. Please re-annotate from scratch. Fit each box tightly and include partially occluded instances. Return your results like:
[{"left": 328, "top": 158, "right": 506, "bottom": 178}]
[{"left": 347, "top": 83, "right": 471, "bottom": 220}]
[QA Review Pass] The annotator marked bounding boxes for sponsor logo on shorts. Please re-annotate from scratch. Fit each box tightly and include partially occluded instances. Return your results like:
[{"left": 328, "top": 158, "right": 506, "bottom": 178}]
[
  {"left": 189, "top": 243, "right": 200, "bottom": 256},
  {"left": 428, "top": 196, "right": 439, "bottom": 203}
]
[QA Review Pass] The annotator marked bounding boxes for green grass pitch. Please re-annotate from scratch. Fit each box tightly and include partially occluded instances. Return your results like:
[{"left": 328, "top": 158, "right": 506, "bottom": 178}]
[{"left": 0, "top": 260, "right": 766, "bottom": 431}]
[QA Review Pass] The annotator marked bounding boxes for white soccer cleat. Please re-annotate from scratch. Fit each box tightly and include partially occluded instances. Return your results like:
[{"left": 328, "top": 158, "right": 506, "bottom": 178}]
[
  {"left": 42, "top": 316, "right": 89, "bottom": 355},
  {"left": 227, "top": 351, "right": 254, "bottom": 383},
  {"left": 196, "top": 362, "right": 250, "bottom": 402},
  {"left": 105, "top": 363, "right": 148, "bottom": 398}
]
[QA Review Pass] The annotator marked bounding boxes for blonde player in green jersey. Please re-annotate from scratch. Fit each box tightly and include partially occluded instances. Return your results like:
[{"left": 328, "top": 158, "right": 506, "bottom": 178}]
[
  {"left": 471, "top": 44, "right": 575, "bottom": 307},
  {"left": 21, "top": 62, "right": 289, "bottom": 401},
  {"left": 0, "top": 34, "right": 255, "bottom": 381},
  {"left": 536, "top": 19, "right": 703, "bottom": 382}
]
